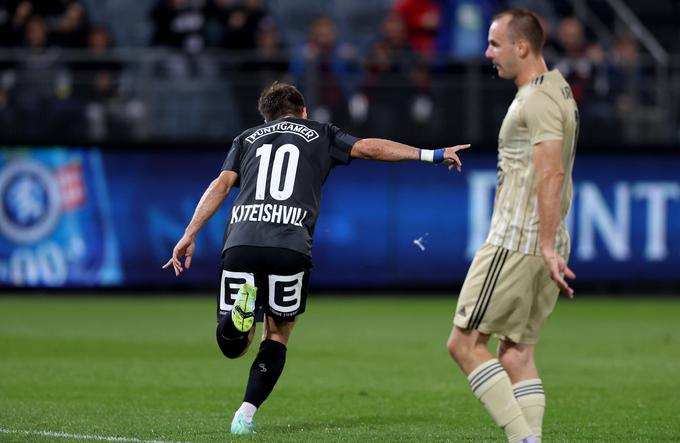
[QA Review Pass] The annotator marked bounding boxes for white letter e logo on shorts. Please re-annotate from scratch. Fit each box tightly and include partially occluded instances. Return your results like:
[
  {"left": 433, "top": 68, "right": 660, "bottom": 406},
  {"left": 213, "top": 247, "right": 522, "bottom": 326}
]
[{"left": 268, "top": 272, "right": 303, "bottom": 314}]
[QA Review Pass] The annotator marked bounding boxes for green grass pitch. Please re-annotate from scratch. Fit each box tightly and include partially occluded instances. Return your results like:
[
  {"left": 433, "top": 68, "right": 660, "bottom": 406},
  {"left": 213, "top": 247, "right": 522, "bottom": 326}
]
[{"left": 1, "top": 295, "right": 679, "bottom": 442}]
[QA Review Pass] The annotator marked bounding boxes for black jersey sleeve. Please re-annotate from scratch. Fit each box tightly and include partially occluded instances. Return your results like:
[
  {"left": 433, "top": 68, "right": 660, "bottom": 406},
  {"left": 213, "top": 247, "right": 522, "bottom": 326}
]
[
  {"left": 221, "top": 136, "right": 243, "bottom": 186},
  {"left": 328, "top": 124, "right": 360, "bottom": 166}
]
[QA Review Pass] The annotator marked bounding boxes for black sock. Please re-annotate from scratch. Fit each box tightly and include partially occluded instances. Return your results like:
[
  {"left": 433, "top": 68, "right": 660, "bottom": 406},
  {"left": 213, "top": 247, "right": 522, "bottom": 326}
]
[
  {"left": 216, "top": 315, "right": 248, "bottom": 359},
  {"left": 244, "top": 339, "right": 287, "bottom": 407}
]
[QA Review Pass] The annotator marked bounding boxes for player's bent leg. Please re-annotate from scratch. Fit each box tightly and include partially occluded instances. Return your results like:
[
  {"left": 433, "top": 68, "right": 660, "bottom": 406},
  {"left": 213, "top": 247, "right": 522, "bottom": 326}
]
[
  {"left": 448, "top": 327, "right": 533, "bottom": 443},
  {"left": 499, "top": 341, "right": 545, "bottom": 443},
  {"left": 216, "top": 278, "right": 258, "bottom": 359},
  {"left": 231, "top": 316, "right": 296, "bottom": 435}
]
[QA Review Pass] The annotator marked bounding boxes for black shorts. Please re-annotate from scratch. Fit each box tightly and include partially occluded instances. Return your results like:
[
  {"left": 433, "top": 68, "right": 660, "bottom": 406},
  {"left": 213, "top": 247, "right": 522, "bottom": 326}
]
[{"left": 217, "top": 246, "right": 313, "bottom": 322}]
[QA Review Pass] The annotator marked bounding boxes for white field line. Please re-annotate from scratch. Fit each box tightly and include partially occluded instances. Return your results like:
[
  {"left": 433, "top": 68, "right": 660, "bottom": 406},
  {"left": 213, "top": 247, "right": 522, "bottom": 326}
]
[{"left": 0, "top": 428, "right": 192, "bottom": 443}]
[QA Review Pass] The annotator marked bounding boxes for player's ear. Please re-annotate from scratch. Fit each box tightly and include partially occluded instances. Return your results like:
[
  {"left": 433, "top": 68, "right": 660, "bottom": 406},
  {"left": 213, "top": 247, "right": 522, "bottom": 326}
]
[
  {"left": 516, "top": 39, "right": 530, "bottom": 58},
  {"left": 302, "top": 107, "right": 308, "bottom": 119}
]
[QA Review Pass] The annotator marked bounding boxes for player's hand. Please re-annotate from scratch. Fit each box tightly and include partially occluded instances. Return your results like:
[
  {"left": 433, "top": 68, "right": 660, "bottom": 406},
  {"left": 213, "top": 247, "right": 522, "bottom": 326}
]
[
  {"left": 442, "top": 144, "right": 471, "bottom": 172},
  {"left": 542, "top": 248, "right": 575, "bottom": 298},
  {"left": 162, "top": 234, "right": 195, "bottom": 277}
]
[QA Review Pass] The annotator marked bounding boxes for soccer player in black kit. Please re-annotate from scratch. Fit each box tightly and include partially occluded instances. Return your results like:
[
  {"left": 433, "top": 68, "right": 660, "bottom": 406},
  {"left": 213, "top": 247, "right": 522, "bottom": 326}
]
[{"left": 163, "top": 82, "right": 469, "bottom": 435}]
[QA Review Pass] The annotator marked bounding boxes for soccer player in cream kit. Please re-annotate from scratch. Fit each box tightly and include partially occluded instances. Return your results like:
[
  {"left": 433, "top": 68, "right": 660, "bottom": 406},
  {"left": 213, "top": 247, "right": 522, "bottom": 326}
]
[
  {"left": 447, "top": 8, "right": 578, "bottom": 443},
  {"left": 164, "top": 82, "right": 470, "bottom": 435}
]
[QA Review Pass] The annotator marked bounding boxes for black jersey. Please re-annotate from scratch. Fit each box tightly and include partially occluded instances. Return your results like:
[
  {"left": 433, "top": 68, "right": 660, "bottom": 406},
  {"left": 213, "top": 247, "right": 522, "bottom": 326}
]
[{"left": 221, "top": 118, "right": 360, "bottom": 258}]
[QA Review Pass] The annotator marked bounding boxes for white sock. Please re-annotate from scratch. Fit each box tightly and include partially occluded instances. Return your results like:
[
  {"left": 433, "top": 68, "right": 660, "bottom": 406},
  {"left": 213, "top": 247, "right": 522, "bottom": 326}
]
[
  {"left": 468, "top": 359, "right": 532, "bottom": 443},
  {"left": 513, "top": 378, "right": 545, "bottom": 443},
  {"left": 235, "top": 402, "right": 257, "bottom": 423}
]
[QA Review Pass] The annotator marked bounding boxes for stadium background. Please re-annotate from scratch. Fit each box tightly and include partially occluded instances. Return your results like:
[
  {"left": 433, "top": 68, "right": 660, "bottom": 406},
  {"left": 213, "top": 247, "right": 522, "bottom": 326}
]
[
  {"left": 1, "top": 0, "right": 678, "bottom": 291},
  {"left": 1, "top": 1, "right": 680, "bottom": 442}
]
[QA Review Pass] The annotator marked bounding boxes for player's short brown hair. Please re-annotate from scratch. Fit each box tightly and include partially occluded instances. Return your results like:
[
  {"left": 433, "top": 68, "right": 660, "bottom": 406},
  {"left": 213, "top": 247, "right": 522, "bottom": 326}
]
[
  {"left": 258, "top": 82, "right": 306, "bottom": 122},
  {"left": 493, "top": 8, "right": 545, "bottom": 54}
]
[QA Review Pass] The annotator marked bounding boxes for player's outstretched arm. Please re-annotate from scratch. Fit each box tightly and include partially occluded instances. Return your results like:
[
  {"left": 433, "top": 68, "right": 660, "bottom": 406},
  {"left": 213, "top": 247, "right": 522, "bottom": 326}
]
[
  {"left": 162, "top": 170, "right": 238, "bottom": 277},
  {"left": 534, "top": 139, "right": 576, "bottom": 297},
  {"left": 350, "top": 138, "right": 471, "bottom": 172}
]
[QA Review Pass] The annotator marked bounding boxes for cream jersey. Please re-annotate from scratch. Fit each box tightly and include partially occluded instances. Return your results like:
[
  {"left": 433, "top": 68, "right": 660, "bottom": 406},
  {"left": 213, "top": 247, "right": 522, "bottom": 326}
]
[{"left": 486, "top": 69, "right": 579, "bottom": 257}]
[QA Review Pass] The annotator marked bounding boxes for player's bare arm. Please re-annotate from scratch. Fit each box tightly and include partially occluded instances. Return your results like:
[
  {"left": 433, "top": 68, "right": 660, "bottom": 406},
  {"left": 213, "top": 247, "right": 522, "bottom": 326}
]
[
  {"left": 534, "top": 139, "right": 576, "bottom": 297},
  {"left": 162, "top": 170, "right": 238, "bottom": 276},
  {"left": 350, "top": 138, "right": 471, "bottom": 172}
]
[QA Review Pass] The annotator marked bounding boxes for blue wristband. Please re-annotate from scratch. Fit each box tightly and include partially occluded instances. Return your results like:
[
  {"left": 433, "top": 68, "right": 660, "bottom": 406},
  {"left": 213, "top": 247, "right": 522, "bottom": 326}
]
[
  {"left": 420, "top": 148, "right": 446, "bottom": 163},
  {"left": 433, "top": 148, "right": 445, "bottom": 163}
]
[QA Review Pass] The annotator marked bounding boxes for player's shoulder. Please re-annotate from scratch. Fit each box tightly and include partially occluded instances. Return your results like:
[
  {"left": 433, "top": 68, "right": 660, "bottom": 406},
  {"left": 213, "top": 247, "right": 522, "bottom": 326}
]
[
  {"left": 235, "top": 120, "right": 270, "bottom": 144},
  {"left": 525, "top": 70, "right": 570, "bottom": 101},
  {"left": 528, "top": 69, "right": 567, "bottom": 88},
  {"left": 284, "top": 117, "right": 337, "bottom": 135}
]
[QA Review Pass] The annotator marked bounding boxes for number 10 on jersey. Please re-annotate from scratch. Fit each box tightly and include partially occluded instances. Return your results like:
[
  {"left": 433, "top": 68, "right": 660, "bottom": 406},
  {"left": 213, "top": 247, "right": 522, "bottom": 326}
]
[{"left": 255, "top": 144, "right": 300, "bottom": 201}]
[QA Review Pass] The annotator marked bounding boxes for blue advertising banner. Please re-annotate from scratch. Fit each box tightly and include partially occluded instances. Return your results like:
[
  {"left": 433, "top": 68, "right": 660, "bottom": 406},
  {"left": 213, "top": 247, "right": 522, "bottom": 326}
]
[
  {"left": 102, "top": 151, "right": 234, "bottom": 287},
  {"left": 314, "top": 155, "right": 680, "bottom": 287},
  {"left": 0, "top": 147, "right": 121, "bottom": 287},
  {"left": 1, "top": 147, "right": 679, "bottom": 289}
]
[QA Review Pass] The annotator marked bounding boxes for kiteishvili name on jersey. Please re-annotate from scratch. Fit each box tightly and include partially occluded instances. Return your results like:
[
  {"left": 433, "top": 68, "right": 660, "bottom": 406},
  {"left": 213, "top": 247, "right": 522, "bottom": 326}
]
[{"left": 230, "top": 204, "right": 307, "bottom": 227}]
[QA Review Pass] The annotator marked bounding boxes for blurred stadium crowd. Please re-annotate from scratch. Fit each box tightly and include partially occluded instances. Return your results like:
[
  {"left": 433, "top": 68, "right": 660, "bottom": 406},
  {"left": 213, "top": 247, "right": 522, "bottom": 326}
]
[{"left": 0, "top": 0, "right": 678, "bottom": 146}]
